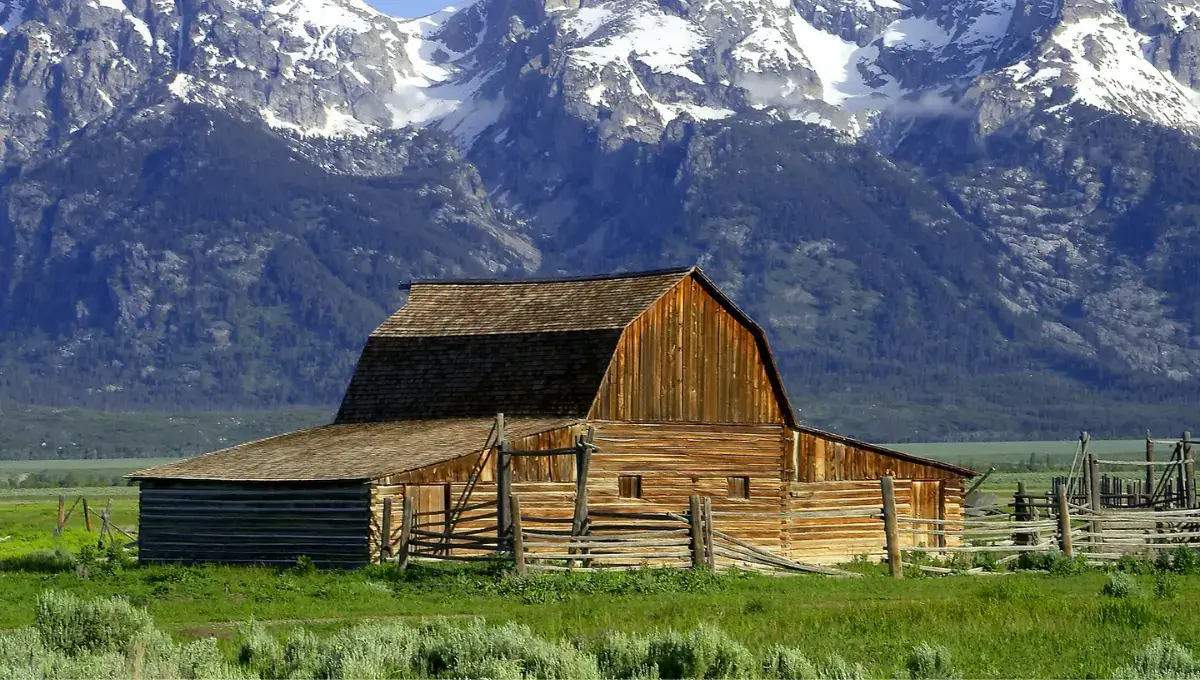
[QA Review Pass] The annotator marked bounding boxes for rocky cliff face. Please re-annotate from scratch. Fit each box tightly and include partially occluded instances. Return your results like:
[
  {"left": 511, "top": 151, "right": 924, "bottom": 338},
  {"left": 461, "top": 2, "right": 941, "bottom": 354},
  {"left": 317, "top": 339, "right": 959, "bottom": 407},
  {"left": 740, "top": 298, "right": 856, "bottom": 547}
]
[{"left": 0, "top": 0, "right": 1198, "bottom": 439}]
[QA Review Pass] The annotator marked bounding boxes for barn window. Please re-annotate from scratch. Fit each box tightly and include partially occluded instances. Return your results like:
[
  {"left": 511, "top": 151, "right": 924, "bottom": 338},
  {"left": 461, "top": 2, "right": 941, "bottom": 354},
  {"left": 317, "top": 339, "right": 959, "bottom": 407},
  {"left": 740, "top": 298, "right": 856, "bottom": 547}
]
[
  {"left": 727, "top": 476, "right": 750, "bottom": 500},
  {"left": 618, "top": 475, "right": 642, "bottom": 499}
]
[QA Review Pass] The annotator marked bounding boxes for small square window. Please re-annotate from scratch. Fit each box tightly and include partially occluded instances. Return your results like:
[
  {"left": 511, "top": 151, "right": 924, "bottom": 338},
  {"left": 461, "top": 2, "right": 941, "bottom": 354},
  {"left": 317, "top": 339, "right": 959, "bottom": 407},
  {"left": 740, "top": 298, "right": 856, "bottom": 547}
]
[
  {"left": 727, "top": 476, "right": 750, "bottom": 500},
  {"left": 618, "top": 475, "right": 642, "bottom": 499}
]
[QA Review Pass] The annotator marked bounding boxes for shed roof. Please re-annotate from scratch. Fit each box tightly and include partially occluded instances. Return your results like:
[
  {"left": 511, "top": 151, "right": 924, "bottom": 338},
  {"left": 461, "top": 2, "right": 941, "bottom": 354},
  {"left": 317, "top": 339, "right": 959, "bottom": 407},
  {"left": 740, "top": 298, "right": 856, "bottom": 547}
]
[{"left": 128, "top": 417, "right": 574, "bottom": 482}]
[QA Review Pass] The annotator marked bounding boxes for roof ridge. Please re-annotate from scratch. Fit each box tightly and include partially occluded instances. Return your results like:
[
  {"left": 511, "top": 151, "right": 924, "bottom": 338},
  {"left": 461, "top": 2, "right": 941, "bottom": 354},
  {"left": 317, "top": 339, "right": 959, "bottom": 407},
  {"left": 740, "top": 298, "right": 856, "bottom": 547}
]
[{"left": 400, "top": 266, "right": 696, "bottom": 289}]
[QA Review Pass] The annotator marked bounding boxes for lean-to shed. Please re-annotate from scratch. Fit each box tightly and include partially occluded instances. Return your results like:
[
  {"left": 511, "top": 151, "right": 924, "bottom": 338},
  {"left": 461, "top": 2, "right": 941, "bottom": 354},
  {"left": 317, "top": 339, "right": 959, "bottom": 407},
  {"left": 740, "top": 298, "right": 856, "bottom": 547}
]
[{"left": 131, "top": 267, "right": 974, "bottom": 567}]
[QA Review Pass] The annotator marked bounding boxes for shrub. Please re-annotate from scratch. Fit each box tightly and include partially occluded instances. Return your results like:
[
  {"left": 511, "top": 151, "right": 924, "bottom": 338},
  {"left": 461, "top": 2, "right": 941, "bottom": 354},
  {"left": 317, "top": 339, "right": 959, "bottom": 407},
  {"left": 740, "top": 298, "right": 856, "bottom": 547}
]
[
  {"left": 292, "top": 555, "right": 317, "bottom": 576},
  {"left": 1102, "top": 573, "right": 1140, "bottom": 599},
  {"left": 1116, "top": 554, "right": 1155, "bottom": 575},
  {"left": 1169, "top": 547, "right": 1200, "bottom": 575},
  {"left": 761, "top": 646, "right": 819, "bottom": 679},
  {"left": 645, "top": 625, "right": 755, "bottom": 679},
  {"left": 971, "top": 551, "right": 999, "bottom": 572},
  {"left": 906, "top": 642, "right": 958, "bottom": 679},
  {"left": 34, "top": 591, "right": 154, "bottom": 656},
  {"left": 176, "top": 637, "right": 252, "bottom": 680},
  {"left": 1018, "top": 550, "right": 1086, "bottom": 575},
  {"left": 820, "top": 655, "right": 868, "bottom": 680},
  {"left": 1155, "top": 572, "right": 1180, "bottom": 600},
  {"left": 236, "top": 620, "right": 284, "bottom": 677},
  {"left": 417, "top": 619, "right": 600, "bottom": 679},
  {"left": 314, "top": 621, "right": 423, "bottom": 679},
  {"left": 1113, "top": 637, "right": 1200, "bottom": 679},
  {"left": 595, "top": 631, "right": 658, "bottom": 679}
]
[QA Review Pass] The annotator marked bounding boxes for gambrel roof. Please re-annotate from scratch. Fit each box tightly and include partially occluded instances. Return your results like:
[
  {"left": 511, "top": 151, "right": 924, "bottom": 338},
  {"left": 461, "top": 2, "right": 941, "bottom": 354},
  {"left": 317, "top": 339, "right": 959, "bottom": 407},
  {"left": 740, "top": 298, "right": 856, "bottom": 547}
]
[{"left": 333, "top": 267, "right": 796, "bottom": 425}]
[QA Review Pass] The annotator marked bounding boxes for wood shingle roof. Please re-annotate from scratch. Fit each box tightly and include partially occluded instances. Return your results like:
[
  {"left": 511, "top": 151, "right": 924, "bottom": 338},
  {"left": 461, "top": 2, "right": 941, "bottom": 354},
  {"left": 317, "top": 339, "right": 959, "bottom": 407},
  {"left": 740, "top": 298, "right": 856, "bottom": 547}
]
[{"left": 127, "top": 417, "right": 574, "bottom": 482}]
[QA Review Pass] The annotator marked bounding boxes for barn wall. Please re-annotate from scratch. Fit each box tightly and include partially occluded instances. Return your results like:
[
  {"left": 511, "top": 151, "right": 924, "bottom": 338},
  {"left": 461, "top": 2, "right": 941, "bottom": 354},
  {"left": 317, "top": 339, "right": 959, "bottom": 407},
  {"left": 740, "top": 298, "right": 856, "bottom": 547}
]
[
  {"left": 782, "top": 478, "right": 966, "bottom": 565},
  {"left": 138, "top": 481, "right": 372, "bottom": 567},
  {"left": 789, "top": 429, "right": 961, "bottom": 482},
  {"left": 590, "top": 277, "right": 784, "bottom": 424},
  {"left": 586, "top": 421, "right": 787, "bottom": 549}
]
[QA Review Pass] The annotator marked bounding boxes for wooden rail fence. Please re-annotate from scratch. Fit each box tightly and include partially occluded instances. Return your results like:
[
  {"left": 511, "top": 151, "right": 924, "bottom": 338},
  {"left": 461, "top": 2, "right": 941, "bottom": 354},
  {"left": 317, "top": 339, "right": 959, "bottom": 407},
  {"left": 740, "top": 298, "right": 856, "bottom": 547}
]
[{"left": 52, "top": 494, "right": 136, "bottom": 550}]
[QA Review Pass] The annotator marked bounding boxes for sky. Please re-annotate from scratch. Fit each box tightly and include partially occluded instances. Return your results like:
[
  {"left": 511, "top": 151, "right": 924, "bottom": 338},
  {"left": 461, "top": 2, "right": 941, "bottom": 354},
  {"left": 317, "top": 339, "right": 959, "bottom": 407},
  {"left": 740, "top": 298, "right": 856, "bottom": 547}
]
[{"left": 369, "top": 0, "right": 449, "bottom": 17}]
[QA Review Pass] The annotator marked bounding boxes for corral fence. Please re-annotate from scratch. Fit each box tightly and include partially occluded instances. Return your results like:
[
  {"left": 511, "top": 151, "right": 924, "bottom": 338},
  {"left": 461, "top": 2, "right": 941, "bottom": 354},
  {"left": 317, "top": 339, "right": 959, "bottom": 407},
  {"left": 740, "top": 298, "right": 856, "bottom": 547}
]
[
  {"left": 884, "top": 477, "right": 1200, "bottom": 578},
  {"left": 392, "top": 493, "right": 862, "bottom": 578},
  {"left": 1044, "top": 431, "right": 1197, "bottom": 511}
]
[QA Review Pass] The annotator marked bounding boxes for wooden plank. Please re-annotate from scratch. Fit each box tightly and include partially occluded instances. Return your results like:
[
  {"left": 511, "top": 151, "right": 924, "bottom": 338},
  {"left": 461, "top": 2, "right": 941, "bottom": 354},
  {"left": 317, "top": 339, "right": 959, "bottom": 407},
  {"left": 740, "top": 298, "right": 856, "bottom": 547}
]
[{"left": 381, "top": 496, "right": 393, "bottom": 562}]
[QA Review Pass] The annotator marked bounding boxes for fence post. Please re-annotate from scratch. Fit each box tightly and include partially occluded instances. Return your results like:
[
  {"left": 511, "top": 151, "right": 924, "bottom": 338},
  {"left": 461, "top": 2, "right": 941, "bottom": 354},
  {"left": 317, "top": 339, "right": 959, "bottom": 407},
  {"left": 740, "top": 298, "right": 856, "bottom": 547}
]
[
  {"left": 881, "top": 476, "right": 902, "bottom": 579},
  {"left": 1185, "top": 431, "right": 1195, "bottom": 509},
  {"left": 381, "top": 496, "right": 393, "bottom": 563},
  {"left": 570, "top": 431, "right": 593, "bottom": 567},
  {"left": 55, "top": 495, "right": 65, "bottom": 536},
  {"left": 99, "top": 500, "right": 113, "bottom": 548},
  {"left": 1056, "top": 484, "right": 1073, "bottom": 558},
  {"left": 1146, "top": 431, "right": 1155, "bottom": 507},
  {"left": 511, "top": 494, "right": 525, "bottom": 577},
  {"left": 1014, "top": 481, "right": 1031, "bottom": 546},
  {"left": 1089, "top": 456, "right": 1102, "bottom": 547},
  {"left": 702, "top": 496, "right": 716, "bottom": 570},
  {"left": 398, "top": 494, "right": 413, "bottom": 570},
  {"left": 497, "top": 440, "right": 511, "bottom": 549},
  {"left": 82, "top": 498, "right": 92, "bottom": 533},
  {"left": 689, "top": 495, "right": 704, "bottom": 569}
]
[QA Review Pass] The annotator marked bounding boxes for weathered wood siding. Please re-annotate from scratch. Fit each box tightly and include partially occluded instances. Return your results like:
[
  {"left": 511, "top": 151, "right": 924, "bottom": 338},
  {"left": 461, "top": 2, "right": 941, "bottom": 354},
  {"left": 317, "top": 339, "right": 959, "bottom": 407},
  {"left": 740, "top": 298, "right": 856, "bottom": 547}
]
[
  {"left": 781, "top": 478, "right": 965, "bottom": 564},
  {"left": 586, "top": 421, "right": 787, "bottom": 548},
  {"left": 138, "top": 481, "right": 372, "bottom": 567},
  {"left": 369, "top": 425, "right": 586, "bottom": 558},
  {"left": 590, "top": 277, "right": 784, "bottom": 424},
  {"left": 789, "top": 429, "right": 961, "bottom": 482}
]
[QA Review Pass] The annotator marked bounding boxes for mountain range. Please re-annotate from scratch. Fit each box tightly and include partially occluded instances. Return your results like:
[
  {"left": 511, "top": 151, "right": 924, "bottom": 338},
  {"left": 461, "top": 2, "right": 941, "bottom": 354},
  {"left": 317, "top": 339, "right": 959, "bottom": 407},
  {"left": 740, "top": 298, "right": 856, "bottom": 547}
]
[{"left": 0, "top": 0, "right": 1198, "bottom": 441}]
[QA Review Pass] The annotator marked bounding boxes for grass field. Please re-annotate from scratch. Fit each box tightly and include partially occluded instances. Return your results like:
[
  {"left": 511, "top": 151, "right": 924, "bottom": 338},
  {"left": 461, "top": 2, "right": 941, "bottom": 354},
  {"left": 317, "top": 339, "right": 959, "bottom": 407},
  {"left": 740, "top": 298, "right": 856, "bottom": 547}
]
[
  {"left": 4, "top": 479, "right": 1200, "bottom": 676},
  {"left": 1, "top": 558, "right": 1199, "bottom": 677},
  {"left": 0, "top": 490, "right": 138, "bottom": 558}
]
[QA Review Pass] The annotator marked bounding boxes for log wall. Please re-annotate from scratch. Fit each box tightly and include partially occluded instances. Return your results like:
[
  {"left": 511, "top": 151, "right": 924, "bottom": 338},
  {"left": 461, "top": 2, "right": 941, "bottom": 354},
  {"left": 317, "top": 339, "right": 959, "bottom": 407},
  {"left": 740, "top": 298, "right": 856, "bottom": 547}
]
[
  {"left": 590, "top": 277, "right": 784, "bottom": 424},
  {"left": 781, "top": 478, "right": 965, "bottom": 564},
  {"left": 138, "top": 481, "right": 372, "bottom": 567},
  {"left": 586, "top": 421, "right": 787, "bottom": 549}
]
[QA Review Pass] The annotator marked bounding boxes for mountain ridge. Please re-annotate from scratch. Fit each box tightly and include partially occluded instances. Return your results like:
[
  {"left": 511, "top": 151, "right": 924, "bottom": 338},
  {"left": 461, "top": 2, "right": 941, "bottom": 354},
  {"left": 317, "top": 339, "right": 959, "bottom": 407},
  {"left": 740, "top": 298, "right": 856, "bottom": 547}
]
[{"left": 0, "top": 0, "right": 1197, "bottom": 440}]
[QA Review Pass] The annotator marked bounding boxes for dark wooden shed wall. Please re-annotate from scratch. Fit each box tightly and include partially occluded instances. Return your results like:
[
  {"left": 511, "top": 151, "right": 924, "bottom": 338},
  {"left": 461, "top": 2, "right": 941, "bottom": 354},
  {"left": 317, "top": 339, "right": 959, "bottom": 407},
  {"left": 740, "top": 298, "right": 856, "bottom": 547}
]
[{"left": 138, "top": 482, "right": 372, "bottom": 567}]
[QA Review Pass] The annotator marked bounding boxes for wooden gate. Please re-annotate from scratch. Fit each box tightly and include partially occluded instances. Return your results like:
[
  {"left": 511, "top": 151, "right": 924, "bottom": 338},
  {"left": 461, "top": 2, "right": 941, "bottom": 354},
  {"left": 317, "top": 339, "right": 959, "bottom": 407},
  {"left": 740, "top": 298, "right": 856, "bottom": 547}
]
[{"left": 409, "top": 484, "right": 450, "bottom": 556}]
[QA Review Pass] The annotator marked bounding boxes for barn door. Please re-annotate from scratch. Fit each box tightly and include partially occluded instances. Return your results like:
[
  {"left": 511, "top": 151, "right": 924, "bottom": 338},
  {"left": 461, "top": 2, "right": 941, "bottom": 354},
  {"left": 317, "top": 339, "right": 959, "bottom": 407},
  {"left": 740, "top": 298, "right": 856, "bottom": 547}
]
[
  {"left": 910, "top": 481, "right": 945, "bottom": 549},
  {"left": 408, "top": 484, "right": 451, "bottom": 555}
]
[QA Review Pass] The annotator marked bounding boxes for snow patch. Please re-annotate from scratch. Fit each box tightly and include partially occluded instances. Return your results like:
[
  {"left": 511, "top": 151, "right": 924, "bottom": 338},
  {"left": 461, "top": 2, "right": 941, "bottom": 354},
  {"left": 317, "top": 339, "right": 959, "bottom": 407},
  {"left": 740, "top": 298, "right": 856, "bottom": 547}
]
[
  {"left": 126, "top": 15, "right": 152, "bottom": 46},
  {"left": 562, "top": 6, "right": 614, "bottom": 40},
  {"left": 573, "top": 10, "right": 707, "bottom": 83},
  {"left": 1051, "top": 13, "right": 1200, "bottom": 129},
  {"left": 789, "top": 16, "right": 866, "bottom": 105},
  {"left": 0, "top": 0, "right": 27, "bottom": 34}
]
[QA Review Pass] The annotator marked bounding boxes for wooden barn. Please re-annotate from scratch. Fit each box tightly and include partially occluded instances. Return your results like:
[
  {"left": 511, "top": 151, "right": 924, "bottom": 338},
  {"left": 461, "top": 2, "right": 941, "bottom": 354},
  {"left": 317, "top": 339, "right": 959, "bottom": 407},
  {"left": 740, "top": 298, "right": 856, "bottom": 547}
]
[{"left": 130, "top": 267, "right": 975, "bottom": 568}]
